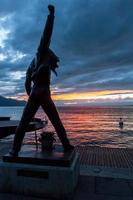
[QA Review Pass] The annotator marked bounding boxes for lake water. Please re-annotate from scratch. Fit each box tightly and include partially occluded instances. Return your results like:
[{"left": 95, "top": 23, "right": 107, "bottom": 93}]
[{"left": 0, "top": 106, "right": 133, "bottom": 148}]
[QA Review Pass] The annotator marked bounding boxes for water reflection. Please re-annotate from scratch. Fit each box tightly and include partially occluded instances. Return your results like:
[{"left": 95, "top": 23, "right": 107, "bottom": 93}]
[{"left": 0, "top": 106, "right": 133, "bottom": 148}]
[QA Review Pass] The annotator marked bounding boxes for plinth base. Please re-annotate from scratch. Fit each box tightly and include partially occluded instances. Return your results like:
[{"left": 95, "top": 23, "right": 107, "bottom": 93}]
[{"left": 0, "top": 145, "right": 79, "bottom": 199}]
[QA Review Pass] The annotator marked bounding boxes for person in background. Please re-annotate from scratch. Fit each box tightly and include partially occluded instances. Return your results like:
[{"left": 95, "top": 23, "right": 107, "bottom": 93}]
[
  {"left": 9, "top": 5, "right": 74, "bottom": 156},
  {"left": 119, "top": 118, "right": 124, "bottom": 129}
]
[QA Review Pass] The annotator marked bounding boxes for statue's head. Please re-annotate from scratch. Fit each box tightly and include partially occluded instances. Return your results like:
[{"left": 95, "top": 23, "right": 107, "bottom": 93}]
[{"left": 48, "top": 48, "right": 59, "bottom": 76}]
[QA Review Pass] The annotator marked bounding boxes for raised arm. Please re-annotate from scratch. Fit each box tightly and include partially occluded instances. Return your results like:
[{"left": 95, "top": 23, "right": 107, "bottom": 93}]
[
  {"left": 37, "top": 5, "right": 55, "bottom": 56},
  {"left": 25, "top": 58, "right": 35, "bottom": 96}
]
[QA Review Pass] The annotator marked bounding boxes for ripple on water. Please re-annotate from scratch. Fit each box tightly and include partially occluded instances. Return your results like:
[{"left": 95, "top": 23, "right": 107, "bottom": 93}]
[{"left": 0, "top": 106, "right": 133, "bottom": 148}]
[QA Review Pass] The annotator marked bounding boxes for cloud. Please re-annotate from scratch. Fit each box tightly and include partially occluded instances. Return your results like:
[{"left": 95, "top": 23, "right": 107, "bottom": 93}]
[{"left": 0, "top": 0, "right": 133, "bottom": 105}]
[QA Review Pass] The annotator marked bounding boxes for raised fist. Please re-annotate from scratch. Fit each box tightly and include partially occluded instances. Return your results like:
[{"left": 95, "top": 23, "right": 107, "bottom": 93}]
[{"left": 48, "top": 5, "right": 55, "bottom": 14}]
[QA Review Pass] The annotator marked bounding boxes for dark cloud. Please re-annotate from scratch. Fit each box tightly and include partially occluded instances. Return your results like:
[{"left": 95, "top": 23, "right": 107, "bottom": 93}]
[{"left": 0, "top": 0, "right": 133, "bottom": 103}]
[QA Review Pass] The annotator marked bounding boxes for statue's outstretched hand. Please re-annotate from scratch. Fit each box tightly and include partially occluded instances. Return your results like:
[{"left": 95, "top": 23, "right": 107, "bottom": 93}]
[{"left": 48, "top": 5, "right": 55, "bottom": 14}]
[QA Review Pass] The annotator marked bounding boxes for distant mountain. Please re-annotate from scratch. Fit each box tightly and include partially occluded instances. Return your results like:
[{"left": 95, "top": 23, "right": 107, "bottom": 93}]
[{"left": 0, "top": 95, "right": 26, "bottom": 106}]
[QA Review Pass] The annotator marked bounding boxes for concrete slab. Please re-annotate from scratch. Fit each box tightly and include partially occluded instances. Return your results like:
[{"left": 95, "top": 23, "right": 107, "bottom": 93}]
[
  {"left": 0, "top": 175, "right": 133, "bottom": 200},
  {"left": 80, "top": 165, "right": 133, "bottom": 180},
  {"left": 95, "top": 177, "right": 133, "bottom": 196},
  {"left": 74, "top": 176, "right": 133, "bottom": 200},
  {"left": 0, "top": 193, "right": 44, "bottom": 200},
  {"left": 3, "top": 145, "right": 75, "bottom": 167}
]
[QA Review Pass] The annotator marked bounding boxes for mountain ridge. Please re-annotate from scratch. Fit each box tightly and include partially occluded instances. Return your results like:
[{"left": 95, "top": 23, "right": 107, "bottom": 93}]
[{"left": 0, "top": 95, "right": 26, "bottom": 106}]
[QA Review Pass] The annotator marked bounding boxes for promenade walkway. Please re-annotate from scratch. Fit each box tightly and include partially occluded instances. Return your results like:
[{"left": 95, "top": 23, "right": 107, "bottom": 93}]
[{"left": 0, "top": 142, "right": 133, "bottom": 200}]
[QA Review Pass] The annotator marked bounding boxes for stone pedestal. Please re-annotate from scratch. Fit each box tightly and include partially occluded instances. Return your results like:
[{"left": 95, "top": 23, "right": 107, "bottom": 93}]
[{"left": 0, "top": 145, "right": 79, "bottom": 199}]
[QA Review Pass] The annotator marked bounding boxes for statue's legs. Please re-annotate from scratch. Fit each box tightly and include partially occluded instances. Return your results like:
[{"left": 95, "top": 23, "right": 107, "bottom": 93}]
[
  {"left": 12, "top": 96, "right": 40, "bottom": 153},
  {"left": 41, "top": 95, "right": 71, "bottom": 148},
  {"left": 10, "top": 89, "right": 74, "bottom": 155}
]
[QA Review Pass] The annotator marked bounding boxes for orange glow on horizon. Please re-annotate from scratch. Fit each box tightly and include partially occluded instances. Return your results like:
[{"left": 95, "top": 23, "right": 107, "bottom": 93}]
[
  {"left": 8, "top": 89, "right": 133, "bottom": 102},
  {"left": 8, "top": 95, "right": 28, "bottom": 101},
  {"left": 52, "top": 90, "right": 133, "bottom": 101}
]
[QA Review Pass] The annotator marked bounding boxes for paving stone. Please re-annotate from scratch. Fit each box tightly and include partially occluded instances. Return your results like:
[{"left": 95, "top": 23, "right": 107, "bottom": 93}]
[{"left": 95, "top": 177, "right": 133, "bottom": 197}]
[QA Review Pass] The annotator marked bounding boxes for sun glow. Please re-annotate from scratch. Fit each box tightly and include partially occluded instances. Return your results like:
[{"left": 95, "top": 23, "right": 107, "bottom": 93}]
[
  {"left": 52, "top": 90, "right": 133, "bottom": 101},
  {"left": 10, "top": 89, "right": 133, "bottom": 104}
]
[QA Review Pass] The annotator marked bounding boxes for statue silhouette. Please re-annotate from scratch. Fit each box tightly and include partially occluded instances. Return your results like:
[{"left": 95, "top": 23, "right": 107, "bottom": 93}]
[{"left": 9, "top": 5, "right": 74, "bottom": 156}]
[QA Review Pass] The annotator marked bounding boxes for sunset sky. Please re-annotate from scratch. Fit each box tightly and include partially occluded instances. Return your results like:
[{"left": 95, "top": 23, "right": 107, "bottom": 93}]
[{"left": 0, "top": 0, "right": 133, "bottom": 106}]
